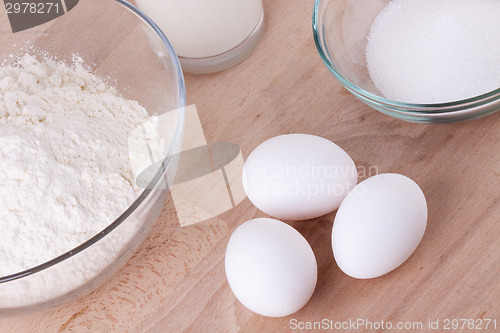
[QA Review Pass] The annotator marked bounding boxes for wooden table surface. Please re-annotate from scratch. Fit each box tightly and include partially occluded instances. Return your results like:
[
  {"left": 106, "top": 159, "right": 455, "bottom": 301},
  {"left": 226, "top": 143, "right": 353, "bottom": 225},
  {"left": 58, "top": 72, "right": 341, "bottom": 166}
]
[{"left": 1, "top": 0, "right": 499, "bottom": 332}]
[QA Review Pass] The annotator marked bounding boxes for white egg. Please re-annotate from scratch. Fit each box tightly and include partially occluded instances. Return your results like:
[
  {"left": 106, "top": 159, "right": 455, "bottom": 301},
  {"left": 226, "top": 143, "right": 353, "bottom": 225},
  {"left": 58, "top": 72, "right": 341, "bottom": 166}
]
[
  {"left": 332, "top": 173, "right": 427, "bottom": 279},
  {"left": 242, "top": 134, "right": 358, "bottom": 220},
  {"left": 225, "top": 218, "right": 317, "bottom": 317}
]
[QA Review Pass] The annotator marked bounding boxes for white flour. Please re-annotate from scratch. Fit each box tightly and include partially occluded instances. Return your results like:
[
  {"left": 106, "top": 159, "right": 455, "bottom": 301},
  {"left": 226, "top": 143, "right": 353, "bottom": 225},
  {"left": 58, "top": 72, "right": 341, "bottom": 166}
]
[{"left": 0, "top": 54, "right": 149, "bottom": 277}]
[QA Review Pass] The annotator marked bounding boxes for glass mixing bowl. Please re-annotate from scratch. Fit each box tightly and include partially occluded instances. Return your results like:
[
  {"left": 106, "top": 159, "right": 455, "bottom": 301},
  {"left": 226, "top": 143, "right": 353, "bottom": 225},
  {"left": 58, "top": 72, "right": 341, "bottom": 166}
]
[
  {"left": 0, "top": 0, "right": 185, "bottom": 312},
  {"left": 313, "top": 0, "right": 500, "bottom": 123}
]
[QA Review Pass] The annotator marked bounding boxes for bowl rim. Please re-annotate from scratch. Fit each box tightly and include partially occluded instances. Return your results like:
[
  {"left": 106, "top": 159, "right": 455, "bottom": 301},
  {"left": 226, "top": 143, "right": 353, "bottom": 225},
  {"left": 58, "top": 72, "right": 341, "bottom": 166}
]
[
  {"left": 0, "top": 0, "right": 186, "bottom": 283},
  {"left": 312, "top": 0, "right": 500, "bottom": 113}
]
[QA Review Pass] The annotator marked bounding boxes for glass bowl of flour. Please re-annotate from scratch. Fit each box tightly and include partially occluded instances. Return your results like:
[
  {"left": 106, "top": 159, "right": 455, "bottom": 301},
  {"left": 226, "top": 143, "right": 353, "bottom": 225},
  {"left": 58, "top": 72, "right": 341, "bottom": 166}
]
[
  {"left": 0, "top": 0, "right": 185, "bottom": 312},
  {"left": 313, "top": 0, "right": 500, "bottom": 123}
]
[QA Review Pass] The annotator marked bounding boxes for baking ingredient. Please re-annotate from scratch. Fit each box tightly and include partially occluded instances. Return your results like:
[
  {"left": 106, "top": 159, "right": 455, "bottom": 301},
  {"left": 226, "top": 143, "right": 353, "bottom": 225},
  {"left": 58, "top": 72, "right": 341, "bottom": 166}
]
[
  {"left": 242, "top": 134, "right": 358, "bottom": 220},
  {"left": 0, "top": 54, "right": 148, "bottom": 277},
  {"left": 366, "top": 0, "right": 500, "bottom": 104},
  {"left": 332, "top": 173, "right": 427, "bottom": 279},
  {"left": 225, "top": 218, "right": 317, "bottom": 317},
  {"left": 135, "top": 0, "right": 263, "bottom": 58}
]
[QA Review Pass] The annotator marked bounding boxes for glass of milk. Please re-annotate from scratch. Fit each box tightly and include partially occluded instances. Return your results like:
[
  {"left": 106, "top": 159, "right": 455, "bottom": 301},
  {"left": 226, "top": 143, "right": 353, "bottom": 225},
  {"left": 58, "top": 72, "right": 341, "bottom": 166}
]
[{"left": 136, "top": 0, "right": 265, "bottom": 73}]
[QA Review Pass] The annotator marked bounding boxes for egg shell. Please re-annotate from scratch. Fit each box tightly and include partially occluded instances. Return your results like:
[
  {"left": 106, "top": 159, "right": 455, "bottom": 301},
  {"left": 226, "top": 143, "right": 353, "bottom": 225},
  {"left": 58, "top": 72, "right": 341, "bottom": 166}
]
[
  {"left": 242, "top": 134, "right": 358, "bottom": 220},
  {"left": 225, "top": 218, "right": 317, "bottom": 317},
  {"left": 332, "top": 173, "right": 427, "bottom": 279}
]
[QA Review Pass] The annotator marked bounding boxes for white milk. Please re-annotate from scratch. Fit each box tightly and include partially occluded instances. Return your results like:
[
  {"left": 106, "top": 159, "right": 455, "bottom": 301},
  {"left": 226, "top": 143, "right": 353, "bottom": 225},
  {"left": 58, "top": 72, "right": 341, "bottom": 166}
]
[{"left": 136, "top": 0, "right": 264, "bottom": 59}]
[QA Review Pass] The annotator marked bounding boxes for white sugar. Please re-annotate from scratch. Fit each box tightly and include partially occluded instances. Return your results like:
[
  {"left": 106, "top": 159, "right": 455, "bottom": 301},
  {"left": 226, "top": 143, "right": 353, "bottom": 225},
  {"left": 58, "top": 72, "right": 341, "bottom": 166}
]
[{"left": 366, "top": 0, "right": 500, "bottom": 104}]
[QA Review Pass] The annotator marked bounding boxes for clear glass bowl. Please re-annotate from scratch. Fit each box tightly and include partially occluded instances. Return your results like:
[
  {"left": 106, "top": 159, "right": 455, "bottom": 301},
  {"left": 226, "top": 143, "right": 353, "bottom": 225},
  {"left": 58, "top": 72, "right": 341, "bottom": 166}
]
[
  {"left": 0, "top": 0, "right": 185, "bottom": 312},
  {"left": 313, "top": 0, "right": 500, "bottom": 123}
]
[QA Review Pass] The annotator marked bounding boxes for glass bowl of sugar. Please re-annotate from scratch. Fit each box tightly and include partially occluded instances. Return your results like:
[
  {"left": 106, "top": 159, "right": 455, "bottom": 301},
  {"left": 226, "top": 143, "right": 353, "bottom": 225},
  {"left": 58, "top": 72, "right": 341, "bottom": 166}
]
[
  {"left": 313, "top": 0, "right": 500, "bottom": 123},
  {"left": 0, "top": 0, "right": 185, "bottom": 312}
]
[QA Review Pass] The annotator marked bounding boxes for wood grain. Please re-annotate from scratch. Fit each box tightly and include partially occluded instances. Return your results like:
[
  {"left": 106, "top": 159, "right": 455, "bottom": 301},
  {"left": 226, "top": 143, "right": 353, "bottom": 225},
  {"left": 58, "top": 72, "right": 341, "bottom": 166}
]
[{"left": 1, "top": 0, "right": 499, "bottom": 332}]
